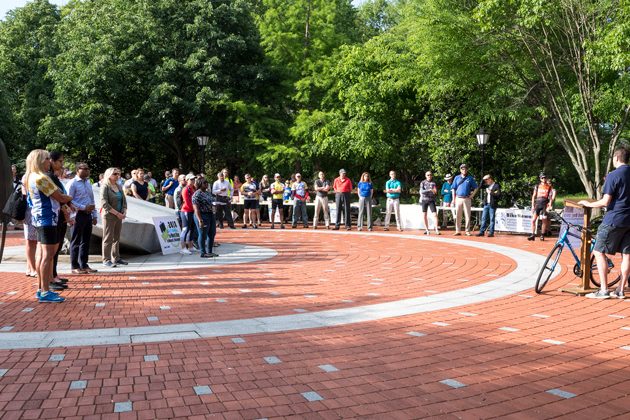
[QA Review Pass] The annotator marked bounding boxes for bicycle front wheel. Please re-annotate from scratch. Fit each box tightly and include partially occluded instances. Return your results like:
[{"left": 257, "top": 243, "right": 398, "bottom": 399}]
[
  {"left": 535, "top": 243, "right": 563, "bottom": 294},
  {"left": 590, "top": 254, "right": 621, "bottom": 288}
]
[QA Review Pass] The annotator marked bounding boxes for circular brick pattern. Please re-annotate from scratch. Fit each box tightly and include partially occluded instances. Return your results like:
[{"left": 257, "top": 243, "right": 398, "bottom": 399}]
[
  {"left": 1, "top": 229, "right": 629, "bottom": 419},
  {"left": 0, "top": 230, "right": 516, "bottom": 332}
]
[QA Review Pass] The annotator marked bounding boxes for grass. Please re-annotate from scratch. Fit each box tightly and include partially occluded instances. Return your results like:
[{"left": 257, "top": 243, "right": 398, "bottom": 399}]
[{"left": 553, "top": 193, "right": 589, "bottom": 208}]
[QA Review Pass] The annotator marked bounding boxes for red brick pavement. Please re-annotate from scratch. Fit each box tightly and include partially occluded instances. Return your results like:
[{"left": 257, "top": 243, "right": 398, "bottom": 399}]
[{"left": 1, "top": 228, "right": 629, "bottom": 419}]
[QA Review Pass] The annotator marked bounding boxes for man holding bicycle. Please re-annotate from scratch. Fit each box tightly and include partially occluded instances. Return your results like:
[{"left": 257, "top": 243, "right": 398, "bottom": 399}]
[{"left": 579, "top": 146, "right": 630, "bottom": 299}]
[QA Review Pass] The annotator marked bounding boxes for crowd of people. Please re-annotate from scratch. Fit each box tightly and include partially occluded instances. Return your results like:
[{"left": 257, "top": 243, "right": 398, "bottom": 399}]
[{"left": 12, "top": 146, "right": 570, "bottom": 304}]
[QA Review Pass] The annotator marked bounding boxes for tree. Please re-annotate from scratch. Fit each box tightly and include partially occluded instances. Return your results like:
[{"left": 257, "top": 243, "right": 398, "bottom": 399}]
[
  {"left": 0, "top": 0, "right": 60, "bottom": 161},
  {"left": 473, "top": 0, "right": 630, "bottom": 198},
  {"left": 42, "top": 0, "right": 279, "bottom": 173}
]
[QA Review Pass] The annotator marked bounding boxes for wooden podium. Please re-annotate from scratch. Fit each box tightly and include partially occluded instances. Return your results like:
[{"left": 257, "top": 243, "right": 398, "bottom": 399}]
[{"left": 561, "top": 200, "right": 597, "bottom": 295}]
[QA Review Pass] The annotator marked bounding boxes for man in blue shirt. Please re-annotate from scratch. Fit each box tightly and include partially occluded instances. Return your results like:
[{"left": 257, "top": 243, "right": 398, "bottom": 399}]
[
  {"left": 384, "top": 170, "right": 403, "bottom": 231},
  {"left": 580, "top": 146, "right": 630, "bottom": 299},
  {"left": 161, "top": 168, "right": 179, "bottom": 209},
  {"left": 68, "top": 163, "right": 99, "bottom": 274},
  {"left": 451, "top": 164, "right": 478, "bottom": 236}
]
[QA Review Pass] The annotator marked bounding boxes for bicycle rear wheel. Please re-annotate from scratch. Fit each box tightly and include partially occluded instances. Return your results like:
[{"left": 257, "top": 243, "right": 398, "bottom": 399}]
[
  {"left": 535, "top": 243, "right": 563, "bottom": 294},
  {"left": 590, "top": 254, "right": 621, "bottom": 288}
]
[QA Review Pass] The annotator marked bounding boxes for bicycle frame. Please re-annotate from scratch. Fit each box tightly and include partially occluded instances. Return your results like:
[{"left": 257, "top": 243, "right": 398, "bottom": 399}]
[{"left": 551, "top": 225, "right": 583, "bottom": 271}]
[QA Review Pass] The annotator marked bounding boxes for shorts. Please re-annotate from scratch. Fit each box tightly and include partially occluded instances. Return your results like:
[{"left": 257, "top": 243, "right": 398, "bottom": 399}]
[
  {"left": 594, "top": 223, "right": 630, "bottom": 255},
  {"left": 421, "top": 201, "right": 437, "bottom": 213},
  {"left": 36, "top": 226, "right": 58, "bottom": 245},
  {"left": 534, "top": 199, "right": 549, "bottom": 216},
  {"left": 272, "top": 199, "right": 284, "bottom": 210},
  {"left": 244, "top": 200, "right": 259, "bottom": 210}
]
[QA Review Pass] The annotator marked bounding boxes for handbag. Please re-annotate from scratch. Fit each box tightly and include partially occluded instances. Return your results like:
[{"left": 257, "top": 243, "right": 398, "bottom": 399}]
[{"left": 2, "top": 185, "right": 27, "bottom": 221}]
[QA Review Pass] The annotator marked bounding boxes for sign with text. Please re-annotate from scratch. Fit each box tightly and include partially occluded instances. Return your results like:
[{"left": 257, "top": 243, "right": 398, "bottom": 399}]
[
  {"left": 494, "top": 209, "right": 533, "bottom": 233},
  {"left": 153, "top": 216, "right": 182, "bottom": 255},
  {"left": 558, "top": 206, "right": 584, "bottom": 249}
]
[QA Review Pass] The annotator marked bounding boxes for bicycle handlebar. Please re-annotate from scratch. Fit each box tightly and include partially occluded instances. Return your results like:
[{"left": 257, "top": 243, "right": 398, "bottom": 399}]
[{"left": 548, "top": 211, "right": 591, "bottom": 233}]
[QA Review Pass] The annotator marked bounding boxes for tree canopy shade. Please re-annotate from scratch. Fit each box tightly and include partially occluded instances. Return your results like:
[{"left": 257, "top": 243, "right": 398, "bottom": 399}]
[{"left": 0, "top": 0, "right": 627, "bottom": 201}]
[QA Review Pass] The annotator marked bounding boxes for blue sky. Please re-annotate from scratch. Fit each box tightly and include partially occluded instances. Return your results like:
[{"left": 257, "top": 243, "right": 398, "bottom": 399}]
[{"left": 2, "top": 0, "right": 366, "bottom": 20}]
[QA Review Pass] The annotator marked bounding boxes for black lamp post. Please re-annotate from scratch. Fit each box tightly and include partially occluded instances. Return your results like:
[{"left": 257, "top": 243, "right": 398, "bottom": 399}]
[
  {"left": 476, "top": 128, "right": 490, "bottom": 179},
  {"left": 196, "top": 135, "right": 209, "bottom": 174}
]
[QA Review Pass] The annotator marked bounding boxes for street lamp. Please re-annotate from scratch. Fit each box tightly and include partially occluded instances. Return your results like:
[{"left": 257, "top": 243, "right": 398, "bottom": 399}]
[
  {"left": 196, "top": 135, "right": 209, "bottom": 174},
  {"left": 476, "top": 128, "right": 490, "bottom": 178}
]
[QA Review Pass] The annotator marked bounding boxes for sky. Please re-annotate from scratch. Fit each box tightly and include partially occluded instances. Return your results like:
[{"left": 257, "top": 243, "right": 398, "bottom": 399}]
[{"left": 1, "top": 0, "right": 366, "bottom": 20}]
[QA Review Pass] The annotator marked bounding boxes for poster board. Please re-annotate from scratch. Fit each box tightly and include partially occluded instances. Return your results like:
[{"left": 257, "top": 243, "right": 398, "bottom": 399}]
[
  {"left": 152, "top": 216, "right": 182, "bottom": 255},
  {"left": 558, "top": 206, "right": 584, "bottom": 249},
  {"left": 493, "top": 209, "right": 533, "bottom": 233}
]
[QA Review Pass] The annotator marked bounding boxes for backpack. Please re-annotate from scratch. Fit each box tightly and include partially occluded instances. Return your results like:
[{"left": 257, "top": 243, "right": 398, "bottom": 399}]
[{"left": 2, "top": 185, "right": 27, "bottom": 221}]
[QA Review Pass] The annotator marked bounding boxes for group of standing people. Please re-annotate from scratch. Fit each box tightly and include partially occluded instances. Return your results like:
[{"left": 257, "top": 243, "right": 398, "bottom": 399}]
[{"left": 17, "top": 150, "right": 126, "bottom": 303}]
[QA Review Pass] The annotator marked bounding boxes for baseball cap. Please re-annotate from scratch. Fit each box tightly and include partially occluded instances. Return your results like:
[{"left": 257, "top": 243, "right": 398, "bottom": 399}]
[
  {"left": 539, "top": 172, "right": 547, "bottom": 178},
  {"left": 460, "top": 164, "right": 468, "bottom": 169},
  {"left": 482, "top": 174, "right": 491, "bottom": 180},
  {"left": 339, "top": 168, "right": 346, "bottom": 174},
  {"left": 444, "top": 173, "right": 452, "bottom": 180},
  {"left": 274, "top": 173, "right": 281, "bottom": 178},
  {"left": 185, "top": 173, "right": 195, "bottom": 181}
]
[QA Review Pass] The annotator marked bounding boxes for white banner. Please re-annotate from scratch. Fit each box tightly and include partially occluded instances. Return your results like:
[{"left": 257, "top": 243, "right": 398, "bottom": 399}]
[
  {"left": 152, "top": 216, "right": 182, "bottom": 255},
  {"left": 493, "top": 209, "right": 532, "bottom": 233}
]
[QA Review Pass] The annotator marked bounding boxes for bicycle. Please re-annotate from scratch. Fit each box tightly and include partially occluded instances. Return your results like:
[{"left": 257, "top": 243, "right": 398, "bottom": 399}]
[{"left": 535, "top": 211, "right": 621, "bottom": 294}]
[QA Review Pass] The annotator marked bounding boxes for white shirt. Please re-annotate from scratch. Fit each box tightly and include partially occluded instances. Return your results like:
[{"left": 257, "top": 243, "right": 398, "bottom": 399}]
[{"left": 212, "top": 180, "right": 233, "bottom": 198}]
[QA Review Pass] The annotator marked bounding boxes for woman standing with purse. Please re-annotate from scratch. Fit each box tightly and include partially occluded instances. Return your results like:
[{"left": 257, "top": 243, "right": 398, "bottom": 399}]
[{"left": 100, "top": 167, "right": 127, "bottom": 267}]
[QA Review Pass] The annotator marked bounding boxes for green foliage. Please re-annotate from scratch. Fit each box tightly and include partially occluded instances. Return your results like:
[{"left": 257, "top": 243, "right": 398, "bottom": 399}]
[{"left": 0, "top": 0, "right": 60, "bottom": 159}]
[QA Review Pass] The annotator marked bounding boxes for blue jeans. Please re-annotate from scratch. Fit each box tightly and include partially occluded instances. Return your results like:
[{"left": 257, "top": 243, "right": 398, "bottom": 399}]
[
  {"left": 479, "top": 204, "right": 496, "bottom": 234},
  {"left": 293, "top": 200, "right": 308, "bottom": 226},
  {"left": 194, "top": 212, "right": 216, "bottom": 255}
]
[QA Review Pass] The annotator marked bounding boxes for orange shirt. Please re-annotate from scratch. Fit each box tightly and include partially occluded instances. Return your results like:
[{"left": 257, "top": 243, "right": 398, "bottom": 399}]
[{"left": 535, "top": 183, "right": 552, "bottom": 199}]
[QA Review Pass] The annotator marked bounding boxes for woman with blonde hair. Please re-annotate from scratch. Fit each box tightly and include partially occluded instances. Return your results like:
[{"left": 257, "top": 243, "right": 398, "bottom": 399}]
[
  {"left": 356, "top": 172, "right": 374, "bottom": 231},
  {"left": 24, "top": 149, "right": 72, "bottom": 303},
  {"left": 100, "top": 167, "right": 127, "bottom": 267}
]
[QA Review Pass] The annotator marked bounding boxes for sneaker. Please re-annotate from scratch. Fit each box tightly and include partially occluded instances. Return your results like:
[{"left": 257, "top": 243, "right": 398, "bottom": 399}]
[
  {"left": 610, "top": 289, "right": 626, "bottom": 299},
  {"left": 540, "top": 234, "right": 545, "bottom": 241},
  {"left": 586, "top": 290, "right": 610, "bottom": 299},
  {"left": 280, "top": 225, "right": 285, "bottom": 229},
  {"left": 83, "top": 266, "right": 98, "bottom": 273},
  {"left": 475, "top": 232, "right": 484, "bottom": 237},
  {"left": 115, "top": 259, "right": 129, "bottom": 266},
  {"left": 487, "top": 233, "right": 494, "bottom": 238},
  {"left": 465, "top": 232, "right": 472, "bottom": 236},
  {"left": 527, "top": 235, "right": 535, "bottom": 241},
  {"left": 180, "top": 249, "right": 192, "bottom": 255},
  {"left": 242, "top": 224, "right": 248, "bottom": 229},
  {"left": 39, "top": 291, "right": 65, "bottom": 303},
  {"left": 424, "top": 230, "right": 430, "bottom": 235},
  {"left": 103, "top": 260, "right": 116, "bottom": 268},
  {"left": 200, "top": 253, "right": 211, "bottom": 258},
  {"left": 207, "top": 252, "right": 219, "bottom": 257},
  {"left": 368, "top": 228, "right": 373, "bottom": 231},
  {"left": 35, "top": 290, "right": 41, "bottom": 299},
  {"left": 49, "top": 282, "right": 67, "bottom": 291}
]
